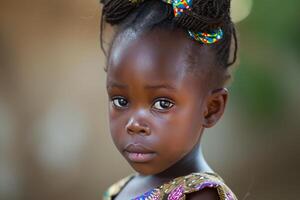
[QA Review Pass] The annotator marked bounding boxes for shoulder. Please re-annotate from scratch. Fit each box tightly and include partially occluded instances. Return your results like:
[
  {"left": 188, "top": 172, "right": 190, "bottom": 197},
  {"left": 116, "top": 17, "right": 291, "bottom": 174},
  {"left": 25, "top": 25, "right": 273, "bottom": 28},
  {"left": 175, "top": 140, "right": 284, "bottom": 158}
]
[
  {"left": 163, "top": 172, "right": 237, "bottom": 200},
  {"left": 103, "top": 174, "right": 135, "bottom": 200}
]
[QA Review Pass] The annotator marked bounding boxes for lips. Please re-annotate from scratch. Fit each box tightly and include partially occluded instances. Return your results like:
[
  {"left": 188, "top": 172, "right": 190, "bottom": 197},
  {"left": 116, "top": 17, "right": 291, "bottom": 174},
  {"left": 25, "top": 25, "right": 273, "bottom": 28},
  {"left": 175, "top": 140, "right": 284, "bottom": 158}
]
[{"left": 124, "top": 144, "right": 156, "bottom": 163}]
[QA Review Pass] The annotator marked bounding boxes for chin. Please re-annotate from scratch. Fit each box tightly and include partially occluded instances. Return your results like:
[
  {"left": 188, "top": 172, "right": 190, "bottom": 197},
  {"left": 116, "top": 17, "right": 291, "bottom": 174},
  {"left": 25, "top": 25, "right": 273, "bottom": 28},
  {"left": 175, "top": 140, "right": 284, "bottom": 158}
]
[{"left": 129, "top": 162, "right": 165, "bottom": 175}]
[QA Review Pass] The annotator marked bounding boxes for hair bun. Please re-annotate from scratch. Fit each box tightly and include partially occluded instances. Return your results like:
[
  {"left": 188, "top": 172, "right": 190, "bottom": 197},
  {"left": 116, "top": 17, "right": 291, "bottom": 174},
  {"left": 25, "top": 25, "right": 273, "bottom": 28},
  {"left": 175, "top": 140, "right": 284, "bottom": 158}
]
[{"left": 174, "top": 0, "right": 231, "bottom": 32}]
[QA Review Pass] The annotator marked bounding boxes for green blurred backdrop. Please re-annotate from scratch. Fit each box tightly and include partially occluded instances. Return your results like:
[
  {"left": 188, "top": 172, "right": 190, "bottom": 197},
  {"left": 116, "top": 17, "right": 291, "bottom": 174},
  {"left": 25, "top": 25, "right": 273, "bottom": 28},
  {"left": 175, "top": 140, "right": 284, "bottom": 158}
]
[{"left": 0, "top": 0, "right": 299, "bottom": 199}]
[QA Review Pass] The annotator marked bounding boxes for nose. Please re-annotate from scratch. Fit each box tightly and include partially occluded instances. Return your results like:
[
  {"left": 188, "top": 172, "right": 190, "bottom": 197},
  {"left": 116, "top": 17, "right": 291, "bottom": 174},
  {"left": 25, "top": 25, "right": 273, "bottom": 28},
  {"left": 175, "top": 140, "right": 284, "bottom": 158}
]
[{"left": 125, "top": 118, "right": 151, "bottom": 136}]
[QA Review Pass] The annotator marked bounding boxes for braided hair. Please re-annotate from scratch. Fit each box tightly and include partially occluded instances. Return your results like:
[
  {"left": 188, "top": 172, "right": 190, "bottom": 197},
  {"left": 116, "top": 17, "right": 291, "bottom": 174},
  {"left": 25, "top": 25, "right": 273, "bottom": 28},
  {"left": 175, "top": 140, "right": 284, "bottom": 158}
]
[{"left": 100, "top": 0, "right": 238, "bottom": 87}]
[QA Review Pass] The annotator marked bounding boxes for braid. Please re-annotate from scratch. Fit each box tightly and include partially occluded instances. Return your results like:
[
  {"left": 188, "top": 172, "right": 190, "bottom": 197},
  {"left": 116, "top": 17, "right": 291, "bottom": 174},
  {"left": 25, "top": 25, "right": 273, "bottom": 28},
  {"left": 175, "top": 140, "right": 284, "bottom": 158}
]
[
  {"left": 175, "top": 0, "right": 230, "bottom": 32},
  {"left": 227, "top": 24, "right": 238, "bottom": 67},
  {"left": 101, "top": 0, "right": 144, "bottom": 25}
]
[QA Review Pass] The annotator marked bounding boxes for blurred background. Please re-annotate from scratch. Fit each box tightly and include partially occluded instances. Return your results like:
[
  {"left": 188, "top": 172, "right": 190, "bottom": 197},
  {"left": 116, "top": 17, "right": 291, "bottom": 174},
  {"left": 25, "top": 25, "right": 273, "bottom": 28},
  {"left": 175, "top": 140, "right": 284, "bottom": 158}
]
[{"left": 0, "top": 0, "right": 299, "bottom": 199}]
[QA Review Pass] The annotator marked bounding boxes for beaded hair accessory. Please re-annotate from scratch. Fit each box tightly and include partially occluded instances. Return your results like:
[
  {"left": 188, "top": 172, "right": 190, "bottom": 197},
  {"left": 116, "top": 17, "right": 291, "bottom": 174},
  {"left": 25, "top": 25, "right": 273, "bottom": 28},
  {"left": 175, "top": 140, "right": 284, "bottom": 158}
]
[{"left": 162, "top": 0, "right": 224, "bottom": 44}]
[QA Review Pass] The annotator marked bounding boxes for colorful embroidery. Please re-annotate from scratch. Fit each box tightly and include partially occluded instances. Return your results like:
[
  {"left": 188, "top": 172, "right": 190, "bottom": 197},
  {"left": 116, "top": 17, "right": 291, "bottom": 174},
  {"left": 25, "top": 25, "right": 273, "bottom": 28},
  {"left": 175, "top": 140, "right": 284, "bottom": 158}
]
[
  {"left": 103, "top": 172, "right": 237, "bottom": 200},
  {"left": 167, "top": 185, "right": 184, "bottom": 200},
  {"left": 131, "top": 188, "right": 160, "bottom": 200}
]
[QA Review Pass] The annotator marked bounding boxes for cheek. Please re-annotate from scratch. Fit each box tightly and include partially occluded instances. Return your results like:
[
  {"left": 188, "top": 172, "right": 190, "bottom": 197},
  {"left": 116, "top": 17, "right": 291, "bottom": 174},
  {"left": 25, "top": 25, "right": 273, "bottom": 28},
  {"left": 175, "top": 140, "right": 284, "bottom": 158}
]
[
  {"left": 108, "top": 108, "right": 126, "bottom": 147},
  {"left": 155, "top": 106, "right": 203, "bottom": 151}
]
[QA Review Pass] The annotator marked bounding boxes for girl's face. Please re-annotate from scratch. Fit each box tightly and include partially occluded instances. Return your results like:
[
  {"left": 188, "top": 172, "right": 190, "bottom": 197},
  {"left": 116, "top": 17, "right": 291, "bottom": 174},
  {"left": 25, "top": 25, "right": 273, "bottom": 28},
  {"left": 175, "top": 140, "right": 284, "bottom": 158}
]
[{"left": 106, "top": 29, "right": 211, "bottom": 175}]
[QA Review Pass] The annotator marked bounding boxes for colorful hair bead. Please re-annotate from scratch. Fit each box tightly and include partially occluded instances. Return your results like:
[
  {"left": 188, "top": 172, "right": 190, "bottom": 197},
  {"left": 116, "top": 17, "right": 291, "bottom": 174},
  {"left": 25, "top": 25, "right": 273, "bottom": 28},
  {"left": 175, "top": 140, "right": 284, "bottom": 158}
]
[
  {"left": 188, "top": 28, "right": 224, "bottom": 44},
  {"left": 172, "top": 0, "right": 192, "bottom": 17},
  {"left": 161, "top": 0, "right": 223, "bottom": 44}
]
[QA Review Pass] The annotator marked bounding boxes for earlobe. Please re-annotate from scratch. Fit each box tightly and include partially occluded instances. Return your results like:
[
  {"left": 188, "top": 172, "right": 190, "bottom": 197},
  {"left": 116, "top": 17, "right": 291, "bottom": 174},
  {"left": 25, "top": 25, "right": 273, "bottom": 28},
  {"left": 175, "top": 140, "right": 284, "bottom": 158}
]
[{"left": 203, "top": 88, "right": 228, "bottom": 128}]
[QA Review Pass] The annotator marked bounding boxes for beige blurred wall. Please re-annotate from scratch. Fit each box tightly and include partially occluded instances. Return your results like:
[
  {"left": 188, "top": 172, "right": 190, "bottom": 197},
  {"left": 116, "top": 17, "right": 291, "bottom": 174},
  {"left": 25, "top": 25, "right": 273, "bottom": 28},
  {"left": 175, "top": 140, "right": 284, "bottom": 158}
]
[
  {"left": 0, "top": 1, "right": 132, "bottom": 199},
  {"left": 0, "top": 1, "right": 299, "bottom": 200}
]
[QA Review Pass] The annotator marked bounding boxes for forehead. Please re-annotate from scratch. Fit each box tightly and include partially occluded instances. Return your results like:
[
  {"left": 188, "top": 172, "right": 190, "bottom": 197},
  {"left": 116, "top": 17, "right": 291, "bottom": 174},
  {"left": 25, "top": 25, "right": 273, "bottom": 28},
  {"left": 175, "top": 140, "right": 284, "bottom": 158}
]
[
  {"left": 109, "top": 28, "right": 190, "bottom": 78},
  {"left": 107, "top": 28, "right": 211, "bottom": 93}
]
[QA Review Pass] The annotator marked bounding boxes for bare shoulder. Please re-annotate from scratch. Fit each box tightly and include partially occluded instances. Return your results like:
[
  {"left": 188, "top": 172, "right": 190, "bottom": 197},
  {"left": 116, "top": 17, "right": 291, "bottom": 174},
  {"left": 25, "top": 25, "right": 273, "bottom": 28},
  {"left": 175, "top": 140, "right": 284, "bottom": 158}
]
[{"left": 186, "top": 188, "right": 219, "bottom": 200}]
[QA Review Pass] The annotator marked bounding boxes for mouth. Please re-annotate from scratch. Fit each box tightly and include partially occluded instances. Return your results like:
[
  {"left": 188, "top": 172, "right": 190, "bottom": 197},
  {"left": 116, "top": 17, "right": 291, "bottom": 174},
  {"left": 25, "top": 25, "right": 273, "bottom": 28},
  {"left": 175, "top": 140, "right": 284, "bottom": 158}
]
[{"left": 123, "top": 143, "right": 156, "bottom": 163}]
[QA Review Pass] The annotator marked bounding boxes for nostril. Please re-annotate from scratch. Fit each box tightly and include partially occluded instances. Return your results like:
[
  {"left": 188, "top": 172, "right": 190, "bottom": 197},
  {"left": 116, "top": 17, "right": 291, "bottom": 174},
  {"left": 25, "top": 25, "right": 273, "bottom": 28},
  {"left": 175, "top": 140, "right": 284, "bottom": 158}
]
[
  {"left": 126, "top": 127, "right": 135, "bottom": 135},
  {"left": 127, "top": 127, "right": 149, "bottom": 135},
  {"left": 141, "top": 126, "right": 151, "bottom": 136},
  {"left": 139, "top": 129, "right": 148, "bottom": 135}
]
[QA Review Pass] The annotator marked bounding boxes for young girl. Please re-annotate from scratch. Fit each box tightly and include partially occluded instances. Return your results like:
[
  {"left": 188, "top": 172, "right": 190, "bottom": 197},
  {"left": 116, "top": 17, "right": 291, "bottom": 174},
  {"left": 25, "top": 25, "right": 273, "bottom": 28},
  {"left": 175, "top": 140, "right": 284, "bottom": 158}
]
[{"left": 100, "top": 0, "right": 238, "bottom": 199}]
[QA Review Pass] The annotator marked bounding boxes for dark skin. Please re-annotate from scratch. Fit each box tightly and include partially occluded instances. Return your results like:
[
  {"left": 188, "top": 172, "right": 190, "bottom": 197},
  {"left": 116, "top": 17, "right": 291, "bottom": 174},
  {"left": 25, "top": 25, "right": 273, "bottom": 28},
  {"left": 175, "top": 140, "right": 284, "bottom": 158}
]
[{"left": 106, "top": 28, "right": 228, "bottom": 199}]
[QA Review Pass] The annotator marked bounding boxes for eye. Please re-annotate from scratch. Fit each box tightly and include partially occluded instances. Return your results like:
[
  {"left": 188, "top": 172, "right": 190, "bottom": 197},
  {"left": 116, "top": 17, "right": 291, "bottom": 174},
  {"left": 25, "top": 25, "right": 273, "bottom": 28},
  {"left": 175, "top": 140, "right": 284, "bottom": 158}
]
[
  {"left": 152, "top": 98, "right": 174, "bottom": 111},
  {"left": 111, "top": 96, "right": 129, "bottom": 109}
]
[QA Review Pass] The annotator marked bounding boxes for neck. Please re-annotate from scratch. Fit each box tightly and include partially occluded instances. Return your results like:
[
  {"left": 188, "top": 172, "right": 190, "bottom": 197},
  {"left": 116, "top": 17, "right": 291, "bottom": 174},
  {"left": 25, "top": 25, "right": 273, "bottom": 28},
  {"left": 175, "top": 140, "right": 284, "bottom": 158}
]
[{"left": 138, "top": 143, "right": 214, "bottom": 182}]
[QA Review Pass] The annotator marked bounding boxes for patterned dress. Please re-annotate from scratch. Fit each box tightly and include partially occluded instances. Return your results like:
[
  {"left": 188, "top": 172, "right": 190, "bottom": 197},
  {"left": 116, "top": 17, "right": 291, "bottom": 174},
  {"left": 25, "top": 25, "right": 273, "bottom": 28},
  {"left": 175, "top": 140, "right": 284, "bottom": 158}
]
[{"left": 103, "top": 172, "right": 237, "bottom": 200}]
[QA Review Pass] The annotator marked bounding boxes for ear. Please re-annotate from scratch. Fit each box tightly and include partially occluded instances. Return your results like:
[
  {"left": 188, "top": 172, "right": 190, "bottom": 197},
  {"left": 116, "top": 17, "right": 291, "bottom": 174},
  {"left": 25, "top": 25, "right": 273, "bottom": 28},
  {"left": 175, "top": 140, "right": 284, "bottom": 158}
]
[{"left": 203, "top": 88, "right": 228, "bottom": 128}]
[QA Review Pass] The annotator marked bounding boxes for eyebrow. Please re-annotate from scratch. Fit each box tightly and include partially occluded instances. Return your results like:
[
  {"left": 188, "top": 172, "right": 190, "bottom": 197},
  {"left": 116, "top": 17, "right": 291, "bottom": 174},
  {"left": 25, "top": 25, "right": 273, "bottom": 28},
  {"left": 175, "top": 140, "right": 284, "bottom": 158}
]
[
  {"left": 106, "top": 80, "right": 127, "bottom": 89},
  {"left": 107, "top": 80, "right": 177, "bottom": 91},
  {"left": 144, "top": 84, "right": 177, "bottom": 91}
]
